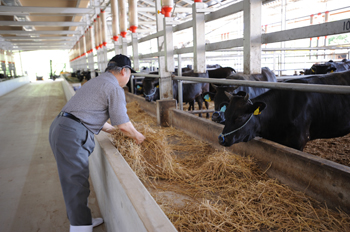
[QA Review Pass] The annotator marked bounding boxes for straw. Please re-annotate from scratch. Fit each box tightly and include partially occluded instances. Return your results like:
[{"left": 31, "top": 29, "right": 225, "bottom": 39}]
[{"left": 111, "top": 101, "right": 350, "bottom": 231}]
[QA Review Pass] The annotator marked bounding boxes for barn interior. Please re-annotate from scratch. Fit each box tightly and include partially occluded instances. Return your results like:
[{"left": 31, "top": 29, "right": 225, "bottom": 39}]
[{"left": 1, "top": 0, "right": 350, "bottom": 231}]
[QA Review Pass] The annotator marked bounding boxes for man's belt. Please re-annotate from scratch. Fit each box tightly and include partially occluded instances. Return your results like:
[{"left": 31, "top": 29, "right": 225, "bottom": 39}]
[{"left": 59, "top": 112, "right": 82, "bottom": 124}]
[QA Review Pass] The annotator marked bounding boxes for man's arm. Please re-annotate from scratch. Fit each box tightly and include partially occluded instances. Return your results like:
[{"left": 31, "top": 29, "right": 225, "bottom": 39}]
[
  {"left": 117, "top": 121, "right": 146, "bottom": 144},
  {"left": 102, "top": 122, "right": 117, "bottom": 134}
]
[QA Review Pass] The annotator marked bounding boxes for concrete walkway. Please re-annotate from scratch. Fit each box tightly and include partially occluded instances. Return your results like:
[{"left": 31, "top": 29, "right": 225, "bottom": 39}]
[{"left": 0, "top": 78, "right": 106, "bottom": 232}]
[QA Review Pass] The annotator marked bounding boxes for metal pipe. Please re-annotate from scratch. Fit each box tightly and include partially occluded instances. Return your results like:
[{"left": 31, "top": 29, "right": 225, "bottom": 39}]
[
  {"left": 132, "top": 73, "right": 160, "bottom": 78},
  {"left": 128, "top": 0, "right": 138, "bottom": 33},
  {"left": 177, "top": 54, "right": 182, "bottom": 77},
  {"left": 178, "top": 80, "right": 183, "bottom": 110},
  {"left": 161, "top": 0, "right": 173, "bottom": 17},
  {"left": 98, "top": 14, "right": 103, "bottom": 48},
  {"left": 130, "top": 75, "right": 134, "bottom": 94},
  {"left": 111, "top": 0, "right": 119, "bottom": 42},
  {"left": 94, "top": 18, "right": 99, "bottom": 50},
  {"left": 172, "top": 75, "right": 350, "bottom": 94},
  {"left": 187, "top": 110, "right": 215, "bottom": 114},
  {"left": 100, "top": 9, "right": 107, "bottom": 47},
  {"left": 118, "top": 0, "right": 127, "bottom": 38}
]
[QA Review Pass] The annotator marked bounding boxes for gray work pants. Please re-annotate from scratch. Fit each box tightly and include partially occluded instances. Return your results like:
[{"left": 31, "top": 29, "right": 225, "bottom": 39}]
[{"left": 49, "top": 115, "right": 95, "bottom": 226}]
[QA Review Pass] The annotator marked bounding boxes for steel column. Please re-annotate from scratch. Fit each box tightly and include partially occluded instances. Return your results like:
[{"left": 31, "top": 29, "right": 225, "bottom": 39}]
[
  {"left": 192, "top": 2, "right": 206, "bottom": 73},
  {"left": 131, "top": 33, "right": 139, "bottom": 71},
  {"left": 243, "top": 0, "right": 262, "bottom": 74},
  {"left": 114, "top": 41, "right": 121, "bottom": 55},
  {"left": 164, "top": 17, "right": 174, "bottom": 72},
  {"left": 177, "top": 54, "right": 182, "bottom": 76},
  {"left": 155, "top": 0, "right": 172, "bottom": 100},
  {"left": 280, "top": 0, "right": 286, "bottom": 76},
  {"left": 122, "top": 38, "right": 128, "bottom": 55}
]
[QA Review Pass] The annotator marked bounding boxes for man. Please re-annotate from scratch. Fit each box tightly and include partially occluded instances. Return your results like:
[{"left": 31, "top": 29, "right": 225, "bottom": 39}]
[{"left": 49, "top": 54, "right": 145, "bottom": 232}]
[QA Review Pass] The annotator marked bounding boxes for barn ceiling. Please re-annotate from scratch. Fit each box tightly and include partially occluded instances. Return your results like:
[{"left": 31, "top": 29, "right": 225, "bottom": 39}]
[{"left": 0, "top": 0, "right": 277, "bottom": 51}]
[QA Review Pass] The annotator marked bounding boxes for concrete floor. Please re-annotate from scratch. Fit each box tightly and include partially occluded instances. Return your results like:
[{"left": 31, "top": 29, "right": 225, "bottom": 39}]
[{"left": 0, "top": 78, "right": 106, "bottom": 232}]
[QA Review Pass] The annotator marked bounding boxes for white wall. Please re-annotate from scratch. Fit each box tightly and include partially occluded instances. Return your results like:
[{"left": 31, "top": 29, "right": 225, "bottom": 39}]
[{"left": 0, "top": 76, "right": 30, "bottom": 97}]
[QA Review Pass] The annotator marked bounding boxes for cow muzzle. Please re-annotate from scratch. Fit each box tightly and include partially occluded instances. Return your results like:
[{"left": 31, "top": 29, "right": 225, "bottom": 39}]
[{"left": 212, "top": 111, "right": 225, "bottom": 124}]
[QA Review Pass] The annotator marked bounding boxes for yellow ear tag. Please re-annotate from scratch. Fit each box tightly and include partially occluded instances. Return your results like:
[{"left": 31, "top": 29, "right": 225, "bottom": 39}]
[
  {"left": 156, "top": 85, "right": 159, "bottom": 88},
  {"left": 253, "top": 107, "right": 261, "bottom": 115}
]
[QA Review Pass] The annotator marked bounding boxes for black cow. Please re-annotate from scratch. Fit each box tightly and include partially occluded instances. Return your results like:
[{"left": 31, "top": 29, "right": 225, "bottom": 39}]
[
  {"left": 142, "top": 70, "right": 210, "bottom": 117},
  {"left": 218, "top": 70, "right": 350, "bottom": 151},
  {"left": 207, "top": 67, "right": 236, "bottom": 93},
  {"left": 207, "top": 67, "right": 236, "bottom": 79},
  {"left": 126, "top": 75, "right": 146, "bottom": 95},
  {"left": 203, "top": 67, "right": 277, "bottom": 124},
  {"left": 304, "top": 59, "right": 350, "bottom": 75},
  {"left": 206, "top": 64, "right": 222, "bottom": 69},
  {"left": 81, "top": 71, "right": 91, "bottom": 81},
  {"left": 134, "top": 67, "right": 192, "bottom": 96}
]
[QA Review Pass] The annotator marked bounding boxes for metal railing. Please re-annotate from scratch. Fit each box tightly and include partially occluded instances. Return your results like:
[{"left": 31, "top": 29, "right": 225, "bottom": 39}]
[
  {"left": 130, "top": 71, "right": 350, "bottom": 111},
  {"left": 172, "top": 74, "right": 350, "bottom": 111},
  {"left": 130, "top": 72, "right": 160, "bottom": 94}
]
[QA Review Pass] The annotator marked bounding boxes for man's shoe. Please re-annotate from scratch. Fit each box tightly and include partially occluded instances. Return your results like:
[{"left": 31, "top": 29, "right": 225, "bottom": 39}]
[{"left": 92, "top": 218, "right": 104, "bottom": 227}]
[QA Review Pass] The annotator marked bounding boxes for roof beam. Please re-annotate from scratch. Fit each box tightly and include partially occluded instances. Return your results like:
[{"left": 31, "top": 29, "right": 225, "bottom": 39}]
[
  {"left": 137, "top": 7, "right": 192, "bottom": 13},
  {"left": 10, "top": 41, "right": 74, "bottom": 45},
  {"left": 0, "top": 21, "right": 87, "bottom": 27},
  {"left": 0, "top": 6, "right": 93, "bottom": 15},
  {"left": 0, "top": 30, "right": 81, "bottom": 35},
  {"left": 11, "top": 47, "right": 70, "bottom": 50},
  {"left": 3, "top": 36, "right": 76, "bottom": 40}
]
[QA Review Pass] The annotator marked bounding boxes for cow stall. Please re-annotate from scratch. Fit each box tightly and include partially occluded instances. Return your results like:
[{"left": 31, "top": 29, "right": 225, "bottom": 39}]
[
  {"left": 62, "top": 72, "right": 350, "bottom": 231},
  {"left": 124, "top": 91, "right": 350, "bottom": 214},
  {"left": 116, "top": 93, "right": 345, "bottom": 230}
]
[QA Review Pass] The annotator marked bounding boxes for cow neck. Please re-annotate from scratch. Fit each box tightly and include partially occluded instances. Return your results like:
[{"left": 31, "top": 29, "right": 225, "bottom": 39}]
[{"left": 144, "top": 87, "right": 157, "bottom": 97}]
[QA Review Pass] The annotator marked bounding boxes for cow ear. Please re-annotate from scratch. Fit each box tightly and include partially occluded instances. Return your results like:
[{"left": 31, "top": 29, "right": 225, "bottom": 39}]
[
  {"left": 210, "top": 83, "right": 218, "bottom": 91},
  {"left": 218, "top": 102, "right": 229, "bottom": 112},
  {"left": 224, "top": 91, "right": 233, "bottom": 101},
  {"left": 226, "top": 86, "right": 239, "bottom": 92},
  {"left": 249, "top": 102, "right": 266, "bottom": 115},
  {"left": 202, "top": 92, "right": 215, "bottom": 102}
]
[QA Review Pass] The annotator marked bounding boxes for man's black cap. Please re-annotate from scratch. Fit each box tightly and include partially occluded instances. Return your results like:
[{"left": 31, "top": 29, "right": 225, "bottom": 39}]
[{"left": 108, "top": 54, "right": 137, "bottom": 73}]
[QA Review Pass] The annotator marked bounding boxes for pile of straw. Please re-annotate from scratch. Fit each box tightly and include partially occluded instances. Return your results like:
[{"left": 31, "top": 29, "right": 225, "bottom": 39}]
[{"left": 111, "top": 101, "right": 350, "bottom": 231}]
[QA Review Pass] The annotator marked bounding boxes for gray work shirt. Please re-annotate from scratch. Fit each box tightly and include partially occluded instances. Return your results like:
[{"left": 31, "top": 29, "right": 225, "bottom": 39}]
[{"left": 62, "top": 72, "right": 130, "bottom": 134}]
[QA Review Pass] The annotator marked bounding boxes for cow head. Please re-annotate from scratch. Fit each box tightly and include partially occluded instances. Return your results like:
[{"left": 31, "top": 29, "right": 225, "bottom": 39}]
[
  {"left": 204, "top": 84, "right": 239, "bottom": 124},
  {"left": 142, "top": 77, "right": 159, "bottom": 102},
  {"left": 135, "top": 83, "right": 143, "bottom": 95},
  {"left": 218, "top": 91, "right": 266, "bottom": 146},
  {"left": 212, "top": 102, "right": 229, "bottom": 124}
]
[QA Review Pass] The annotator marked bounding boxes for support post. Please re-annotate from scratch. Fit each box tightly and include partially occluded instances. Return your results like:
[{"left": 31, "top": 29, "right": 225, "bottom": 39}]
[
  {"left": 155, "top": 0, "right": 172, "bottom": 100},
  {"left": 131, "top": 33, "right": 139, "bottom": 71},
  {"left": 114, "top": 41, "right": 121, "bottom": 55},
  {"left": 156, "top": 99, "right": 177, "bottom": 127},
  {"left": 164, "top": 17, "right": 174, "bottom": 72},
  {"left": 122, "top": 37, "right": 128, "bottom": 55},
  {"left": 280, "top": 0, "right": 286, "bottom": 75},
  {"left": 192, "top": 2, "right": 206, "bottom": 73},
  {"left": 177, "top": 54, "right": 182, "bottom": 76},
  {"left": 243, "top": 0, "right": 261, "bottom": 74}
]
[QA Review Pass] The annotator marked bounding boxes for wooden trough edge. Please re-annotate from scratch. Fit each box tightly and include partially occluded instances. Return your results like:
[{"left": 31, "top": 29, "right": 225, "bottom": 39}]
[
  {"left": 125, "top": 91, "right": 350, "bottom": 214},
  {"left": 90, "top": 132, "right": 178, "bottom": 232}
]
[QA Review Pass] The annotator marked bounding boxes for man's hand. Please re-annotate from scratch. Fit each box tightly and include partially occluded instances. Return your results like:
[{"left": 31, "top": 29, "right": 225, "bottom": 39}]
[{"left": 117, "top": 121, "right": 146, "bottom": 144}]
